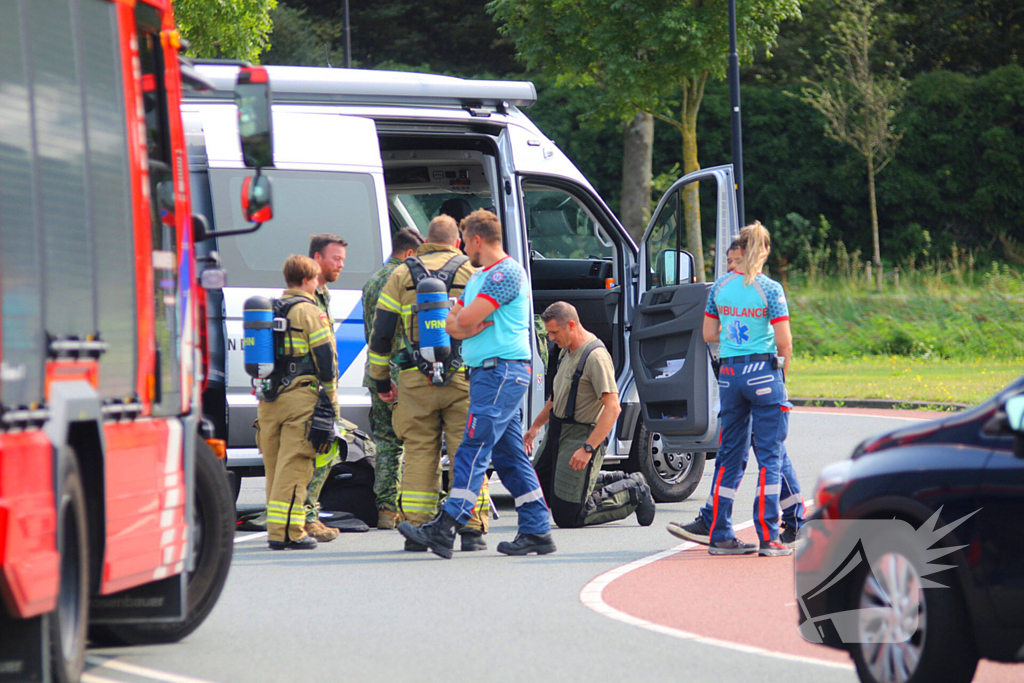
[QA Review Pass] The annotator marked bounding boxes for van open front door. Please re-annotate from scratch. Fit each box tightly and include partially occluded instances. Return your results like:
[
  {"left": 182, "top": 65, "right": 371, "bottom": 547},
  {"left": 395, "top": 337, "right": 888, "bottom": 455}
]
[{"left": 629, "top": 165, "right": 739, "bottom": 453}]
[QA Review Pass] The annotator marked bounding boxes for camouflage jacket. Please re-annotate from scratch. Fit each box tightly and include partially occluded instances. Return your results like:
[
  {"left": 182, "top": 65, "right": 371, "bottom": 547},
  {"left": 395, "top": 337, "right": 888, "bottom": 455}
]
[{"left": 361, "top": 256, "right": 404, "bottom": 388}]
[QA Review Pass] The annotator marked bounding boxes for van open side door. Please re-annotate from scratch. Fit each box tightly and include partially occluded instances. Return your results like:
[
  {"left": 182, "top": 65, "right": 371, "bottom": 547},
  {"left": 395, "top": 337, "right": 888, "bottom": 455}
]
[{"left": 629, "top": 165, "right": 739, "bottom": 452}]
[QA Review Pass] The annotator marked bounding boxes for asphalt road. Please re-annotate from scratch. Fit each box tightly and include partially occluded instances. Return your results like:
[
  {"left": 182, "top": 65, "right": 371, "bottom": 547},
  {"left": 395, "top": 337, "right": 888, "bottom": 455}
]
[{"left": 83, "top": 409, "right": 940, "bottom": 683}]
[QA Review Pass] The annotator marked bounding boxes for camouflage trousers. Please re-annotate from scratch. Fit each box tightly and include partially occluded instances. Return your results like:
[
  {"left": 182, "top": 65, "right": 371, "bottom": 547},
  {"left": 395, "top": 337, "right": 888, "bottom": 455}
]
[
  {"left": 304, "top": 415, "right": 378, "bottom": 523},
  {"left": 369, "top": 393, "right": 404, "bottom": 512}
]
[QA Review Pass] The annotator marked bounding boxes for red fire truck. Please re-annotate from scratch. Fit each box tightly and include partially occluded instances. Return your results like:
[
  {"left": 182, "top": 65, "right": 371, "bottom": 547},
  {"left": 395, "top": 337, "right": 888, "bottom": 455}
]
[{"left": 0, "top": 1, "right": 273, "bottom": 681}]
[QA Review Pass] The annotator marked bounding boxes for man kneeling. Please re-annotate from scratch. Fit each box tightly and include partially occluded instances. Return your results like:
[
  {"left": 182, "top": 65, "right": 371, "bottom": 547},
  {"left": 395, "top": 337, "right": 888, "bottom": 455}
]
[{"left": 525, "top": 302, "right": 655, "bottom": 528}]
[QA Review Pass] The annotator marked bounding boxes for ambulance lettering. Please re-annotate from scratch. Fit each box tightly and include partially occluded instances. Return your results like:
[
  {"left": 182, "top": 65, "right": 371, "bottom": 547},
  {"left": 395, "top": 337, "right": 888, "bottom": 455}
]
[{"left": 719, "top": 305, "right": 768, "bottom": 318}]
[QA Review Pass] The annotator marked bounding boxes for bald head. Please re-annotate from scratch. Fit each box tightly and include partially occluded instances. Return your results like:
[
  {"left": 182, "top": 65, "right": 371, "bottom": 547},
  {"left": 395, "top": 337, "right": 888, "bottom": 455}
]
[{"left": 427, "top": 214, "right": 460, "bottom": 246}]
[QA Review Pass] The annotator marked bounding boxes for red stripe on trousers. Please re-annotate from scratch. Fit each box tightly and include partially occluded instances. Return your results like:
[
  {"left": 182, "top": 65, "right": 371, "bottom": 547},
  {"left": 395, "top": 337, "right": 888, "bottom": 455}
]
[
  {"left": 709, "top": 466, "right": 726, "bottom": 540},
  {"left": 759, "top": 466, "right": 769, "bottom": 542}
]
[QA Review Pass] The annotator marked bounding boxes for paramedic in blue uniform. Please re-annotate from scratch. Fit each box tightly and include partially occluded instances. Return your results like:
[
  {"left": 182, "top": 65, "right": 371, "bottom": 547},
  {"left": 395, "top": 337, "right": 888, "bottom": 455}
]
[
  {"left": 398, "top": 209, "right": 555, "bottom": 558},
  {"left": 692, "top": 221, "right": 793, "bottom": 557},
  {"left": 668, "top": 240, "right": 804, "bottom": 546}
]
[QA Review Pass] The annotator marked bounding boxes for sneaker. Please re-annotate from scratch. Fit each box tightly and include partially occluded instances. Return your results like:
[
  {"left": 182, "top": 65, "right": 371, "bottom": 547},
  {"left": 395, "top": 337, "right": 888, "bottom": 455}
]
[
  {"left": 268, "top": 535, "right": 318, "bottom": 551},
  {"left": 780, "top": 524, "right": 799, "bottom": 546},
  {"left": 496, "top": 533, "right": 557, "bottom": 556},
  {"left": 667, "top": 517, "right": 711, "bottom": 545},
  {"left": 377, "top": 509, "right": 400, "bottom": 530},
  {"left": 629, "top": 474, "right": 656, "bottom": 527},
  {"left": 404, "top": 538, "right": 428, "bottom": 552},
  {"left": 460, "top": 529, "right": 487, "bottom": 552},
  {"left": 304, "top": 520, "right": 339, "bottom": 543},
  {"left": 759, "top": 539, "right": 794, "bottom": 557},
  {"left": 708, "top": 538, "right": 757, "bottom": 556},
  {"left": 398, "top": 510, "right": 458, "bottom": 559}
]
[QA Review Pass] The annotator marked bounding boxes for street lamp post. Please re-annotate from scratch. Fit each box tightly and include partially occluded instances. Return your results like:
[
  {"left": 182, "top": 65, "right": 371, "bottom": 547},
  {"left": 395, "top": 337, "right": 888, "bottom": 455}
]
[
  {"left": 343, "top": 0, "right": 352, "bottom": 68},
  {"left": 728, "top": 0, "right": 746, "bottom": 225}
]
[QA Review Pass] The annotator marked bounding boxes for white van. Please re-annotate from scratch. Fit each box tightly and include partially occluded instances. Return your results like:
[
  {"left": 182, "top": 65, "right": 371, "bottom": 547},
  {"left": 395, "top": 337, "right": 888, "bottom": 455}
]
[{"left": 183, "top": 65, "right": 739, "bottom": 503}]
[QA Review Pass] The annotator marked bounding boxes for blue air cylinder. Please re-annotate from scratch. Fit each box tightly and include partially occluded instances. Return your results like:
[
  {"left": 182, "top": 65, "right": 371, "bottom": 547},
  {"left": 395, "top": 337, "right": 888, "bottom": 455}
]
[
  {"left": 416, "top": 278, "right": 450, "bottom": 364},
  {"left": 243, "top": 295, "right": 275, "bottom": 379}
]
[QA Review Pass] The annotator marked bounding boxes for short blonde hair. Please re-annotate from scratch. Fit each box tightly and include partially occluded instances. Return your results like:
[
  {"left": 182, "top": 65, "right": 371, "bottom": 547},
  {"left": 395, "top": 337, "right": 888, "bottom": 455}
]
[{"left": 283, "top": 254, "right": 320, "bottom": 287}]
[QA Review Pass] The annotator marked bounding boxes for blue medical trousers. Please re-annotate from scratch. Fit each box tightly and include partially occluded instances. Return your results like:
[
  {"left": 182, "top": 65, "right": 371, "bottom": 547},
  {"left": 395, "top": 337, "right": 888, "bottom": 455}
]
[
  {"left": 442, "top": 360, "right": 550, "bottom": 535},
  {"left": 701, "top": 360, "right": 790, "bottom": 543},
  {"left": 698, "top": 439, "right": 804, "bottom": 532}
]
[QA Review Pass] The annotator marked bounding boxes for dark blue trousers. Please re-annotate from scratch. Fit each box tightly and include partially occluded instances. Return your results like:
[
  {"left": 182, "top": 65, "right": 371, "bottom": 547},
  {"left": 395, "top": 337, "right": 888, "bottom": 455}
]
[
  {"left": 701, "top": 360, "right": 790, "bottom": 543},
  {"left": 443, "top": 360, "right": 550, "bottom": 535}
]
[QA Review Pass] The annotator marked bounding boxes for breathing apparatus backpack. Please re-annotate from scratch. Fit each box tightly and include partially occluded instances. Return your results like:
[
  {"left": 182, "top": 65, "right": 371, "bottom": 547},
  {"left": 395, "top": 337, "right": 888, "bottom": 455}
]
[
  {"left": 404, "top": 254, "right": 469, "bottom": 386},
  {"left": 243, "top": 295, "right": 320, "bottom": 400}
]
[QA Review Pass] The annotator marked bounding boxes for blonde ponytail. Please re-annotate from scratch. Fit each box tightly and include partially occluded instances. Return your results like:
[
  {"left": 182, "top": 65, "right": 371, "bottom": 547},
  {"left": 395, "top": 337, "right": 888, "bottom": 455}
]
[{"left": 738, "top": 221, "right": 771, "bottom": 286}]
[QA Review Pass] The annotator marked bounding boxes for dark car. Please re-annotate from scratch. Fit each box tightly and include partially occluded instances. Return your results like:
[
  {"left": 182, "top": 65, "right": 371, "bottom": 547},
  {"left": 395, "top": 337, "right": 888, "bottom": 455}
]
[{"left": 794, "top": 375, "right": 1024, "bottom": 683}]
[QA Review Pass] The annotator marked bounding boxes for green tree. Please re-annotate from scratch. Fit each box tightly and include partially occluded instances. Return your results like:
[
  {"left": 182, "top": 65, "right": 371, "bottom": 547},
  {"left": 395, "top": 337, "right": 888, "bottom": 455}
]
[
  {"left": 174, "top": 0, "right": 277, "bottom": 63},
  {"left": 800, "top": 0, "right": 906, "bottom": 291},
  {"left": 489, "top": 0, "right": 800, "bottom": 280}
]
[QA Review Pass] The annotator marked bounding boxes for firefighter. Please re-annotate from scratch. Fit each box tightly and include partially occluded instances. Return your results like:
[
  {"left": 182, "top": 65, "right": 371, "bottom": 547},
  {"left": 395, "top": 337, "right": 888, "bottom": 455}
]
[
  {"left": 368, "top": 215, "right": 492, "bottom": 551},
  {"left": 525, "top": 302, "right": 656, "bottom": 528},
  {"left": 257, "top": 255, "right": 339, "bottom": 550},
  {"left": 361, "top": 228, "right": 424, "bottom": 529}
]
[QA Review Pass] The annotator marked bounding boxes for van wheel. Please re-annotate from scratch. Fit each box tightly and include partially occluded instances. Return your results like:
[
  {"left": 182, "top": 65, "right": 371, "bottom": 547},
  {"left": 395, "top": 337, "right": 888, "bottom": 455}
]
[
  {"left": 848, "top": 525, "right": 978, "bottom": 683},
  {"left": 51, "top": 451, "right": 89, "bottom": 683},
  {"left": 90, "top": 438, "right": 234, "bottom": 645},
  {"left": 636, "top": 420, "right": 705, "bottom": 503}
]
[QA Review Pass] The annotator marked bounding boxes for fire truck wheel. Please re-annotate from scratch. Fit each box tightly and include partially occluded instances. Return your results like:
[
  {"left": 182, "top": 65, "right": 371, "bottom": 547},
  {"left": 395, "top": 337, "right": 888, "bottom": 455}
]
[
  {"left": 51, "top": 451, "right": 89, "bottom": 683},
  {"left": 90, "top": 437, "right": 234, "bottom": 645}
]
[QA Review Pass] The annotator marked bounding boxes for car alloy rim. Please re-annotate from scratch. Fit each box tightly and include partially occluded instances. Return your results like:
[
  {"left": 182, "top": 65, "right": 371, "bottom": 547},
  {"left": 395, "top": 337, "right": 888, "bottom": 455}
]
[
  {"left": 857, "top": 552, "right": 927, "bottom": 683},
  {"left": 649, "top": 432, "right": 694, "bottom": 484}
]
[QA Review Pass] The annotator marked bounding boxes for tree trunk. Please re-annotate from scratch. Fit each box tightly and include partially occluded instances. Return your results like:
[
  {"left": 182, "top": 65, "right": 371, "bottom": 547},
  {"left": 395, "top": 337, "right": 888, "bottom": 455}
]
[
  {"left": 619, "top": 112, "right": 654, "bottom": 243},
  {"left": 681, "top": 73, "right": 708, "bottom": 282},
  {"left": 867, "top": 154, "right": 882, "bottom": 291}
]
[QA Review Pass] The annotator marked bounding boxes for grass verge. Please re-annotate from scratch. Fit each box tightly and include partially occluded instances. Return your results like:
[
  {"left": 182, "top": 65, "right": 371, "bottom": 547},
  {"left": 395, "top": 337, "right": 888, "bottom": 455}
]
[{"left": 788, "top": 356, "right": 1022, "bottom": 406}]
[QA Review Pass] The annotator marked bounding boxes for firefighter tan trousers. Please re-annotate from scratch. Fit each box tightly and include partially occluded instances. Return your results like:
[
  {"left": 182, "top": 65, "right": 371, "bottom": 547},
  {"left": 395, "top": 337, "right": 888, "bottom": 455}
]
[
  {"left": 257, "top": 384, "right": 318, "bottom": 543},
  {"left": 392, "top": 369, "right": 490, "bottom": 532}
]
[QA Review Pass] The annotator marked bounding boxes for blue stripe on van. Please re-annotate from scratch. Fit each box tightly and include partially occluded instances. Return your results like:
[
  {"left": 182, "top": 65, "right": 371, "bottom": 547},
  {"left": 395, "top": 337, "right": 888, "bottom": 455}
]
[{"left": 336, "top": 299, "right": 366, "bottom": 374}]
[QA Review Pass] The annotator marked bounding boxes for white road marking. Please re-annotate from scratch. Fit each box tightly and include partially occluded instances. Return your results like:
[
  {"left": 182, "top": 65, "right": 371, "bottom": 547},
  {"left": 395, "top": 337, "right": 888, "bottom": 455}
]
[
  {"left": 82, "top": 674, "right": 124, "bottom": 683},
  {"left": 234, "top": 531, "right": 267, "bottom": 544},
  {"left": 792, "top": 408, "right": 938, "bottom": 422},
  {"left": 579, "top": 519, "right": 854, "bottom": 671},
  {"left": 87, "top": 657, "right": 218, "bottom": 683}
]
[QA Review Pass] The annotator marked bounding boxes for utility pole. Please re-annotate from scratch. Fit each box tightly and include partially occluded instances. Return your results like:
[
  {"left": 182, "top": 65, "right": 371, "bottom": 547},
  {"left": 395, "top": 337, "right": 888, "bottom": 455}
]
[
  {"left": 343, "top": 0, "right": 352, "bottom": 68},
  {"left": 727, "top": 0, "right": 746, "bottom": 225}
]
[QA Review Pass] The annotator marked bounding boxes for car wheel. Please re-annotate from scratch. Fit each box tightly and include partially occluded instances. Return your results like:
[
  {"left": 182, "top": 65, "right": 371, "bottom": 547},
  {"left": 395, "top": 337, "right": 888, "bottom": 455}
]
[
  {"left": 636, "top": 419, "right": 705, "bottom": 503},
  {"left": 848, "top": 525, "right": 978, "bottom": 683},
  {"left": 51, "top": 451, "right": 89, "bottom": 683},
  {"left": 90, "top": 437, "right": 234, "bottom": 645}
]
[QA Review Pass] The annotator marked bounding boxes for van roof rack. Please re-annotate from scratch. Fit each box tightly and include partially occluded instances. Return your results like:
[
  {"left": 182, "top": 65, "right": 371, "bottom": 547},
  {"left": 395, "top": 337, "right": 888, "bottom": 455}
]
[{"left": 188, "top": 64, "right": 537, "bottom": 109}]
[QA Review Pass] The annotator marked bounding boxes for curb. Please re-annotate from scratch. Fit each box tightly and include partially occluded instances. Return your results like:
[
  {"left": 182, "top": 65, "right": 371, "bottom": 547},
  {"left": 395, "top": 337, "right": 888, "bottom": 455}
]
[{"left": 791, "top": 397, "right": 968, "bottom": 412}]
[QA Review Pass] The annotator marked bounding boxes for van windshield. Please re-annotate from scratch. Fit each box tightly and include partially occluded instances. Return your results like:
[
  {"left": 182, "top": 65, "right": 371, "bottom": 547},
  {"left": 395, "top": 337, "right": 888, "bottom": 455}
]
[{"left": 209, "top": 169, "right": 382, "bottom": 289}]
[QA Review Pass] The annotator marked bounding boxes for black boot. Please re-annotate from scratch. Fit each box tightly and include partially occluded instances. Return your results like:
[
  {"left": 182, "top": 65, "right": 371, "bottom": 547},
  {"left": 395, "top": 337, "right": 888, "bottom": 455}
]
[
  {"left": 460, "top": 529, "right": 487, "bottom": 552},
  {"left": 629, "top": 473, "right": 657, "bottom": 527},
  {"left": 398, "top": 510, "right": 458, "bottom": 559},
  {"left": 596, "top": 471, "right": 627, "bottom": 486},
  {"left": 496, "top": 532, "right": 556, "bottom": 556},
  {"left": 268, "top": 535, "right": 317, "bottom": 551}
]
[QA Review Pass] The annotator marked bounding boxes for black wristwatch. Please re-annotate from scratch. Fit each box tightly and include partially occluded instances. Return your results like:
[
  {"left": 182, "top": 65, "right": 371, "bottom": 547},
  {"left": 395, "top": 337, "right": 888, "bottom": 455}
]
[{"left": 583, "top": 443, "right": 596, "bottom": 454}]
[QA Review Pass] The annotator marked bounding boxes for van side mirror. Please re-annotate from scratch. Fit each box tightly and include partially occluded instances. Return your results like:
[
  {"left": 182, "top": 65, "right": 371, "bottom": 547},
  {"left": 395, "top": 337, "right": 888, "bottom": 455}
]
[
  {"left": 241, "top": 174, "right": 273, "bottom": 224},
  {"left": 654, "top": 249, "right": 695, "bottom": 287},
  {"left": 1004, "top": 395, "right": 1024, "bottom": 458},
  {"left": 235, "top": 66, "right": 273, "bottom": 169}
]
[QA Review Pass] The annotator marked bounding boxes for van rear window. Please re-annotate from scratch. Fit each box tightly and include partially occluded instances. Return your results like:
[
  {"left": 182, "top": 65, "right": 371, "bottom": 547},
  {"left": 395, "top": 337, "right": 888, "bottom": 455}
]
[{"left": 210, "top": 169, "right": 382, "bottom": 289}]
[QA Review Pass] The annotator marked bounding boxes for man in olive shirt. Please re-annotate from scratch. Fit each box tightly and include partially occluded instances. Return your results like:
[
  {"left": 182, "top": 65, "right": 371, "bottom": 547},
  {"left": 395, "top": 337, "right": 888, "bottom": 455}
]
[{"left": 525, "top": 302, "right": 655, "bottom": 528}]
